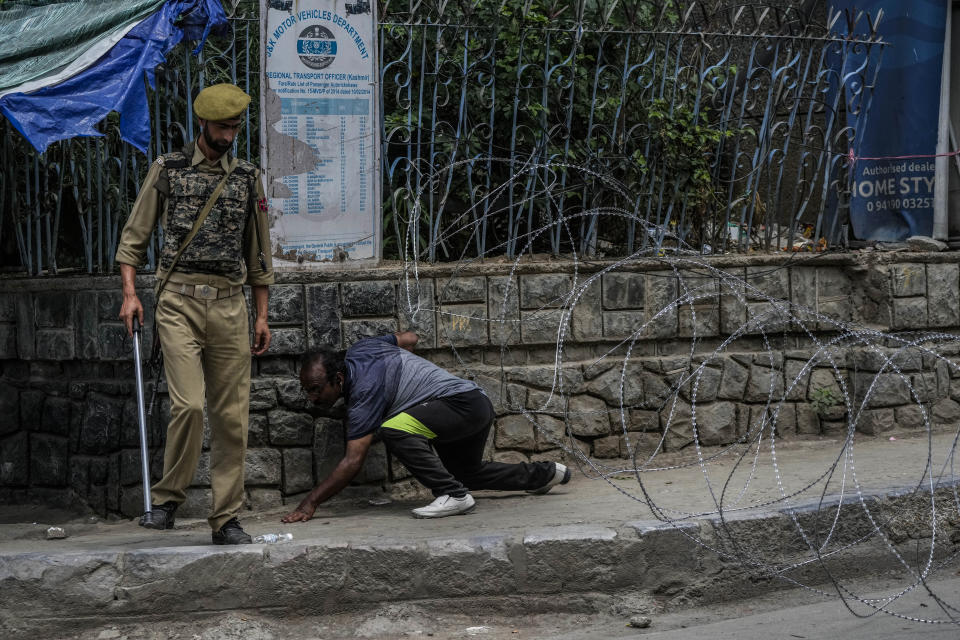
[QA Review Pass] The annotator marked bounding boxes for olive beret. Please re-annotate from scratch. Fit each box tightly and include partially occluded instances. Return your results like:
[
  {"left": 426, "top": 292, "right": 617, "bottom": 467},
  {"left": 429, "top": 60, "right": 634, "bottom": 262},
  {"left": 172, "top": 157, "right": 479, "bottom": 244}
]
[{"left": 193, "top": 83, "right": 251, "bottom": 121}]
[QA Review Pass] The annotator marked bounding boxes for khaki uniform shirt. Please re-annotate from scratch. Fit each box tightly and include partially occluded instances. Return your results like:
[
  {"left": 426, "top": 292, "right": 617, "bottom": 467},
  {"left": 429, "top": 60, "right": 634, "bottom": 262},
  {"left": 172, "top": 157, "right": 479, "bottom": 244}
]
[{"left": 115, "top": 143, "right": 275, "bottom": 288}]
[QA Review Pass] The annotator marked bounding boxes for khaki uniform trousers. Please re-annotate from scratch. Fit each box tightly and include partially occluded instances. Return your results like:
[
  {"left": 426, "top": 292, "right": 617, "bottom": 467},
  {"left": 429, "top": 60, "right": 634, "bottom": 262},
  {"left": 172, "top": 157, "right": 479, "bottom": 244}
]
[{"left": 152, "top": 287, "right": 250, "bottom": 532}]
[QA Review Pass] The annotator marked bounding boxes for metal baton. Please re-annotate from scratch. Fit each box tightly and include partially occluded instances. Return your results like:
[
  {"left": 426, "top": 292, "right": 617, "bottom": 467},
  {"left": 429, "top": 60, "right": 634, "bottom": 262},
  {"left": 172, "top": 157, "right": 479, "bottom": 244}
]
[{"left": 132, "top": 317, "right": 155, "bottom": 525}]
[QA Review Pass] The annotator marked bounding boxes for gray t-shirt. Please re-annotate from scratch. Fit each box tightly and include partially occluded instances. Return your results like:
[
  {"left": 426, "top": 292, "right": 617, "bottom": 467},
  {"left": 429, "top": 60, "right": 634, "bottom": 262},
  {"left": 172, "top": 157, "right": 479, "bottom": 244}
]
[{"left": 343, "top": 335, "right": 479, "bottom": 440}]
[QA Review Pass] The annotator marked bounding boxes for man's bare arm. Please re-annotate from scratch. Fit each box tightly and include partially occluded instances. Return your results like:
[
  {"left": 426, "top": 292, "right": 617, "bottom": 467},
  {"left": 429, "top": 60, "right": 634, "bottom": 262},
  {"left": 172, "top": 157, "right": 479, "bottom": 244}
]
[
  {"left": 118, "top": 263, "right": 143, "bottom": 337},
  {"left": 395, "top": 330, "right": 418, "bottom": 352},
  {"left": 251, "top": 284, "right": 271, "bottom": 355},
  {"left": 281, "top": 433, "right": 373, "bottom": 522}
]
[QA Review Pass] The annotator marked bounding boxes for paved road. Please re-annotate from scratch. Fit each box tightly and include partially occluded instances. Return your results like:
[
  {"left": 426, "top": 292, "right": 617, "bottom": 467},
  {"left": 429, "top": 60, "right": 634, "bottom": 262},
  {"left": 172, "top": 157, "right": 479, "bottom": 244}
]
[
  {"left": 565, "top": 576, "right": 960, "bottom": 640},
  {"left": 56, "top": 575, "right": 960, "bottom": 639}
]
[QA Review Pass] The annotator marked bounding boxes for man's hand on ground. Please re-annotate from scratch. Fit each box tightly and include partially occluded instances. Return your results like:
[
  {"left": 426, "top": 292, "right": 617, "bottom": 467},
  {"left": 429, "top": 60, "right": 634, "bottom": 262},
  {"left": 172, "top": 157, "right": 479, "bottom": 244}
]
[
  {"left": 281, "top": 504, "right": 315, "bottom": 523},
  {"left": 279, "top": 431, "right": 373, "bottom": 524}
]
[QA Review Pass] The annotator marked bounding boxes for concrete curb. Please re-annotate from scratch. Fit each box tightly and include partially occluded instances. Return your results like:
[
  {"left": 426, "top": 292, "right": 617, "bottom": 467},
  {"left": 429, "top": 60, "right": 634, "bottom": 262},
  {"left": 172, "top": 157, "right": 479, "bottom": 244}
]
[{"left": 1, "top": 485, "right": 953, "bottom": 632}]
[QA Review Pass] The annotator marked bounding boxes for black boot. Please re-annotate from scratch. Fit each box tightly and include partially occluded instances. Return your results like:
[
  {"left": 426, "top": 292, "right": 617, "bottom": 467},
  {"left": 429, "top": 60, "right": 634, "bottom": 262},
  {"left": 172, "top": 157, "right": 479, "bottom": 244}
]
[
  {"left": 139, "top": 502, "right": 177, "bottom": 529},
  {"left": 212, "top": 517, "right": 252, "bottom": 545}
]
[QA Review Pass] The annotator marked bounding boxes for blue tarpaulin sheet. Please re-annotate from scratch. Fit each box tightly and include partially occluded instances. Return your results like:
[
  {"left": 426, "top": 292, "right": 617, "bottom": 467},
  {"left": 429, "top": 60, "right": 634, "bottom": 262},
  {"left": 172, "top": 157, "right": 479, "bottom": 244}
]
[
  {"left": 0, "top": 0, "right": 168, "bottom": 95},
  {"left": 0, "top": 0, "right": 227, "bottom": 154}
]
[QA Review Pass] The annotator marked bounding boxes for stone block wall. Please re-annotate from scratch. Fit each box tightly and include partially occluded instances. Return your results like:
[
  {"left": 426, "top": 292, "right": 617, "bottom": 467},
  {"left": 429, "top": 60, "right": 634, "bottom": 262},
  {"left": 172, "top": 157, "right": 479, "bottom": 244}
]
[{"left": 3, "top": 253, "right": 960, "bottom": 517}]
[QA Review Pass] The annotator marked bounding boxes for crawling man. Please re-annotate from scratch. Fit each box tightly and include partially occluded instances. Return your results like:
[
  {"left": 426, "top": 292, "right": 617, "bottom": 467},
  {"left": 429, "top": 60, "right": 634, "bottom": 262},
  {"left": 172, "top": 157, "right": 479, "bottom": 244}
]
[{"left": 282, "top": 332, "right": 570, "bottom": 521}]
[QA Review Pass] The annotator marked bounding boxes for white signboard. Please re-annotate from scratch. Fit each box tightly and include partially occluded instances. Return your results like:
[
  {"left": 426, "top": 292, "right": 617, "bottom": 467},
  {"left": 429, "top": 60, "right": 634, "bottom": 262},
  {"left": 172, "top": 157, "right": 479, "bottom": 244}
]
[{"left": 260, "top": 0, "right": 380, "bottom": 265}]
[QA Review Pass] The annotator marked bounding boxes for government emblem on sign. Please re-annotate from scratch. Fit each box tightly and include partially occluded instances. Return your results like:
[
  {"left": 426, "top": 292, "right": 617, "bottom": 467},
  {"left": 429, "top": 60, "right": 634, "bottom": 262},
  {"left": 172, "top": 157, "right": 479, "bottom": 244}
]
[{"left": 297, "top": 25, "right": 337, "bottom": 70}]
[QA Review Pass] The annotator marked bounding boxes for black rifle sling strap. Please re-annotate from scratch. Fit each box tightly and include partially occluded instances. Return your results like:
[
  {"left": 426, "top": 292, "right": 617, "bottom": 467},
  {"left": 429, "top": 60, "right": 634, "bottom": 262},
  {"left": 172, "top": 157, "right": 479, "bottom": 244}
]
[{"left": 248, "top": 171, "right": 268, "bottom": 272}]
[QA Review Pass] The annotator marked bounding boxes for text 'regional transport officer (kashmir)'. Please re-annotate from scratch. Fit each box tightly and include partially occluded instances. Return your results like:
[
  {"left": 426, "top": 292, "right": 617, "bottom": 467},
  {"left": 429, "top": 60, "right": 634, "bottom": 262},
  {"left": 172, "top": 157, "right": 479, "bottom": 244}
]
[{"left": 116, "top": 83, "right": 274, "bottom": 545}]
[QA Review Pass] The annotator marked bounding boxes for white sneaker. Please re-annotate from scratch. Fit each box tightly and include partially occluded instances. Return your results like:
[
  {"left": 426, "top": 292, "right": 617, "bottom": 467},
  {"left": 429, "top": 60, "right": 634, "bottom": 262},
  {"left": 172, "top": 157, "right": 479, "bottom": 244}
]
[
  {"left": 527, "top": 462, "right": 572, "bottom": 495},
  {"left": 411, "top": 494, "right": 476, "bottom": 519}
]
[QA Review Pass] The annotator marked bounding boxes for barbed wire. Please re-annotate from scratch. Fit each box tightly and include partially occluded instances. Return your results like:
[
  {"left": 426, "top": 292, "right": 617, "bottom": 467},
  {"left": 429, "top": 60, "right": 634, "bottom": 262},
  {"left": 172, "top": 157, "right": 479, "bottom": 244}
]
[{"left": 398, "top": 156, "right": 960, "bottom": 625}]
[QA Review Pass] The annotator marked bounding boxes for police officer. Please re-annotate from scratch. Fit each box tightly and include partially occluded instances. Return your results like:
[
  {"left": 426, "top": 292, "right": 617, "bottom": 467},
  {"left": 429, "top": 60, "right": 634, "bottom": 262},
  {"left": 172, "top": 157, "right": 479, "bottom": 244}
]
[{"left": 116, "top": 83, "right": 274, "bottom": 545}]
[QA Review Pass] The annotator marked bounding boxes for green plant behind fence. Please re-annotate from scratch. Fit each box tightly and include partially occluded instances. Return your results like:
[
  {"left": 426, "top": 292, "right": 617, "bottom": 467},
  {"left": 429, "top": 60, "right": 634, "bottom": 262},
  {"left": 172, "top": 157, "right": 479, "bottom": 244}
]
[{"left": 0, "top": 0, "right": 884, "bottom": 274}]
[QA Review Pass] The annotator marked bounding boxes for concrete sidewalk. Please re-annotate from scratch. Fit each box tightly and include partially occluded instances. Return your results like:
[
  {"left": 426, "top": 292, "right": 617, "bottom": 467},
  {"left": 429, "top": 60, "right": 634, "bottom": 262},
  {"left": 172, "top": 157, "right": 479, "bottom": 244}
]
[{"left": 2, "top": 431, "right": 959, "bottom": 636}]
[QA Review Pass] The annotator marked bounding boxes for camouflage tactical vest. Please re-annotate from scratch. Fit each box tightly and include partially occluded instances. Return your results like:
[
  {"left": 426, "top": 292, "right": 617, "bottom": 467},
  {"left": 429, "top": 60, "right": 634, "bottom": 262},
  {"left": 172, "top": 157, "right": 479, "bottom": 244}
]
[{"left": 157, "top": 147, "right": 256, "bottom": 280}]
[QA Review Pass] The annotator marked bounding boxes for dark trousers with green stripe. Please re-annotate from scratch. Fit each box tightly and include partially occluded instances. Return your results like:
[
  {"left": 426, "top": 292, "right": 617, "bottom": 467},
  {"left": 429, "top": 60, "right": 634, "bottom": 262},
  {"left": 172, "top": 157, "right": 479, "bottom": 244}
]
[{"left": 380, "top": 390, "right": 555, "bottom": 498}]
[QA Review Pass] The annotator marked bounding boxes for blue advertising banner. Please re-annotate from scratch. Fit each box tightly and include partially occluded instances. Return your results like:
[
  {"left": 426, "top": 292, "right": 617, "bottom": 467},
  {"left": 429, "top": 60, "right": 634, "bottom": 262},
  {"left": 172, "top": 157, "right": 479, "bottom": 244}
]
[{"left": 832, "top": 0, "right": 948, "bottom": 241}]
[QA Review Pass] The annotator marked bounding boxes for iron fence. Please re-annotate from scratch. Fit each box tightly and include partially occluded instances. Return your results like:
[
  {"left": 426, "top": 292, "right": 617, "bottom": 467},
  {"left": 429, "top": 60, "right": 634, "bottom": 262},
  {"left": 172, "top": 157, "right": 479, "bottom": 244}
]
[{"left": 0, "top": 1, "right": 884, "bottom": 275}]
